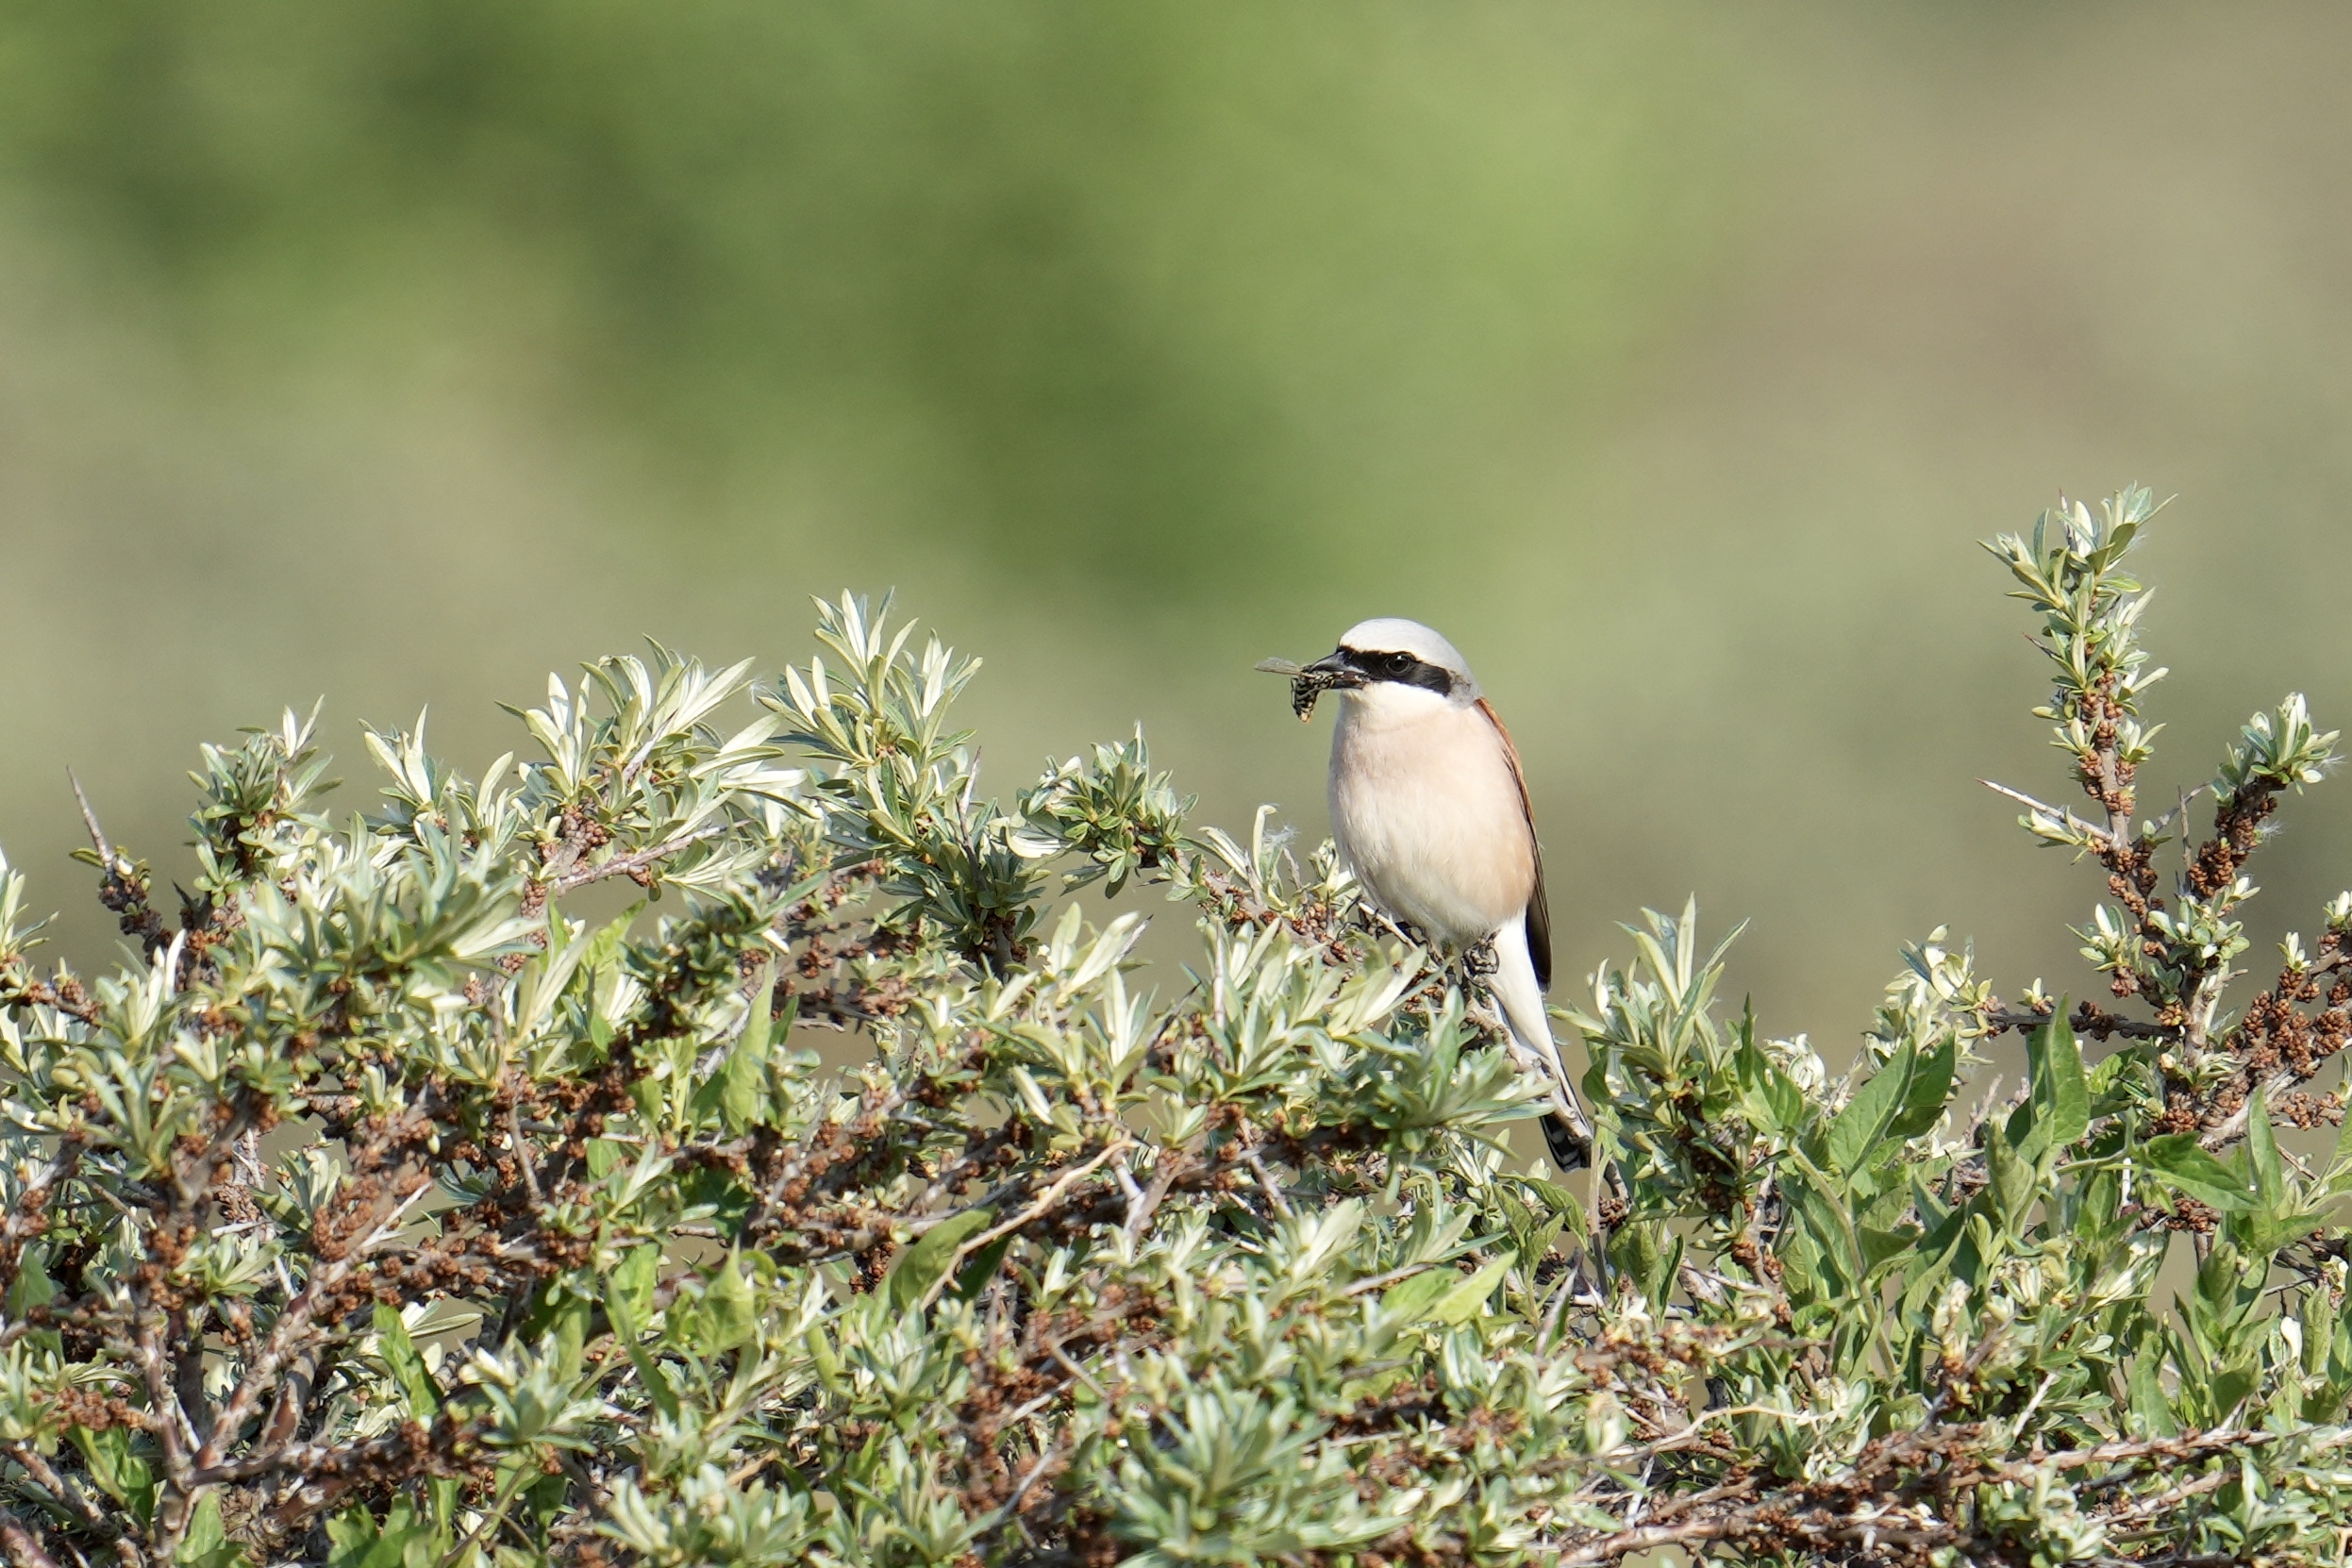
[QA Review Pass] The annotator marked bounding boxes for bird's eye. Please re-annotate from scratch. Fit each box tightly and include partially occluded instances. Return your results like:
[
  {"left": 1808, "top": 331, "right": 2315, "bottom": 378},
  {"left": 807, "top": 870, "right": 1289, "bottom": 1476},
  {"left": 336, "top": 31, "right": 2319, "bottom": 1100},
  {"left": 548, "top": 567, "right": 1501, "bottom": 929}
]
[{"left": 1384, "top": 652, "right": 1413, "bottom": 675}]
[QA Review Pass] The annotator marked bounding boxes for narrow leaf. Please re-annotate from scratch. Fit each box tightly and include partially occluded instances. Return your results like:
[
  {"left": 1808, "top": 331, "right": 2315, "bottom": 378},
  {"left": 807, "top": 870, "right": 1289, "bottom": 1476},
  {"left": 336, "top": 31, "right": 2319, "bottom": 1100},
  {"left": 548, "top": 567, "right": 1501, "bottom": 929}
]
[
  {"left": 1886, "top": 1033, "right": 1957, "bottom": 1140},
  {"left": 2140, "top": 1135, "right": 2258, "bottom": 1211},
  {"left": 889, "top": 1209, "right": 995, "bottom": 1312},
  {"left": 2245, "top": 1085, "right": 2285, "bottom": 1210},
  {"left": 373, "top": 1304, "right": 442, "bottom": 1417},
  {"left": 2027, "top": 1012, "right": 2091, "bottom": 1149},
  {"left": 1428, "top": 1254, "right": 1516, "bottom": 1326},
  {"left": 1828, "top": 1045, "right": 1914, "bottom": 1174}
]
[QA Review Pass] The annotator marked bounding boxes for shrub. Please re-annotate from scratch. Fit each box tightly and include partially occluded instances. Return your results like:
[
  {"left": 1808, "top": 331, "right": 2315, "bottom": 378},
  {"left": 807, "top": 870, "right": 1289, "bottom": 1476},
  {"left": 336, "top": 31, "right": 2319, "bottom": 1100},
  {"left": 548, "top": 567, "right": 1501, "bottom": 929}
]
[{"left": 4, "top": 491, "right": 2352, "bottom": 1568}]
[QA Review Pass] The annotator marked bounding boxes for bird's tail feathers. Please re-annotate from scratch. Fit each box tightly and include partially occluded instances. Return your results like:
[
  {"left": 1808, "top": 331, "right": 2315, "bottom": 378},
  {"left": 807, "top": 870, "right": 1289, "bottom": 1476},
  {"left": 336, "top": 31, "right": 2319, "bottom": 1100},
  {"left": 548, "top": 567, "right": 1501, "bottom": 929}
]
[{"left": 1488, "top": 913, "right": 1592, "bottom": 1173}]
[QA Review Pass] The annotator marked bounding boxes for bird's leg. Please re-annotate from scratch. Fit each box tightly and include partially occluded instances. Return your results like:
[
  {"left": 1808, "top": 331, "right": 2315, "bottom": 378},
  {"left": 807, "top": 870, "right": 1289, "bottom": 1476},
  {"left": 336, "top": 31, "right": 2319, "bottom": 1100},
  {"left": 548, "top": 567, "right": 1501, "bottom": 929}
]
[
  {"left": 1452, "top": 936, "right": 1512, "bottom": 1039},
  {"left": 1353, "top": 905, "right": 1428, "bottom": 952},
  {"left": 1460, "top": 973, "right": 1508, "bottom": 1044}
]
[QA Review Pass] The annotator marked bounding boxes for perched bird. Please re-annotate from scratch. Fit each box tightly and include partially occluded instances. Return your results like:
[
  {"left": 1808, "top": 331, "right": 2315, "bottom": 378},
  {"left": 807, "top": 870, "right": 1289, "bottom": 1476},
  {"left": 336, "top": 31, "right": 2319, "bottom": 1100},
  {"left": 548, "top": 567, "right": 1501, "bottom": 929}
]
[{"left": 1262, "top": 618, "right": 1593, "bottom": 1171}]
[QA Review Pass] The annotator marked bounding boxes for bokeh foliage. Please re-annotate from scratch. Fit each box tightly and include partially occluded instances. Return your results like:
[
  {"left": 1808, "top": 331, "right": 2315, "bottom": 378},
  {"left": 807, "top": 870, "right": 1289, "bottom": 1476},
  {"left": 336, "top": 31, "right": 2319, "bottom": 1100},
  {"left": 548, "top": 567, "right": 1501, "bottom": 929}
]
[
  {"left": 7, "top": 499, "right": 2352, "bottom": 1565},
  {"left": 13, "top": 5, "right": 2352, "bottom": 1051},
  {"left": 0, "top": 0, "right": 1729, "bottom": 587}
]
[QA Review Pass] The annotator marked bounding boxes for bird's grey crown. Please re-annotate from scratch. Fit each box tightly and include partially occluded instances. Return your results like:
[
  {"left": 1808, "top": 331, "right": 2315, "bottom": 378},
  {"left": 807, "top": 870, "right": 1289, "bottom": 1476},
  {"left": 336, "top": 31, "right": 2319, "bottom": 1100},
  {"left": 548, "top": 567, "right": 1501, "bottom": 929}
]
[{"left": 1335, "top": 617, "right": 1479, "bottom": 701}]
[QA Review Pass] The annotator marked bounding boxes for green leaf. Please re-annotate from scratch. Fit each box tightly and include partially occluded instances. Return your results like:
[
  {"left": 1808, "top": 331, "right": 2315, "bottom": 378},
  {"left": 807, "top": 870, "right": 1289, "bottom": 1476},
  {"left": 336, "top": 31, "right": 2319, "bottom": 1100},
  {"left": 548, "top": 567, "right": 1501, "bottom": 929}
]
[
  {"left": 1428, "top": 1254, "right": 1516, "bottom": 1326},
  {"left": 952, "top": 1232, "right": 1017, "bottom": 1301},
  {"left": 3, "top": 1244, "right": 54, "bottom": 1317},
  {"left": 1860, "top": 1223, "right": 1922, "bottom": 1276},
  {"left": 178, "top": 1493, "right": 225, "bottom": 1563},
  {"left": 887, "top": 1209, "right": 995, "bottom": 1313},
  {"left": 325, "top": 1498, "right": 432, "bottom": 1568},
  {"left": 1520, "top": 1177, "right": 1579, "bottom": 1213},
  {"left": 1886, "top": 1033, "right": 1957, "bottom": 1140},
  {"left": 373, "top": 1304, "right": 442, "bottom": 1417},
  {"left": 719, "top": 1031, "right": 768, "bottom": 1133},
  {"left": 2140, "top": 1134, "right": 2257, "bottom": 1211},
  {"left": 1605, "top": 1216, "right": 1682, "bottom": 1308},
  {"left": 606, "top": 1246, "right": 680, "bottom": 1425},
  {"left": 1497, "top": 1193, "right": 1539, "bottom": 1260},
  {"left": 1901, "top": 1200, "right": 1969, "bottom": 1315},
  {"left": 1986, "top": 1116, "right": 2038, "bottom": 1231},
  {"left": 5, "top": 1244, "right": 58, "bottom": 1356},
  {"left": 2333, "top": 1093, "right": 2352, "bottom": 1178},
  {"left": 1780, "top": 1159, "right": 1860, "bottom": 1290},
  {"left": 1828, "top": 1044, "right": 1914, "bottom": 1175},
  {"left": 678, "top": 1165, "right": 752, "bottom": 1240},
  {"left": 578, "top": 906, "right": 639, "bottom": 976},
  {"left": 740, "top": 959, "right": 777, "bottom": 1063},
  {"left": 1525, "top": 1212, "right": 1566, "bottom": 1269},
  {"left": 2088, "top": 1047, "right": 2136, "bottom": 1107},
  {"left": 2026, "top": 1012, "right": 2091, "bottom": 1149},
  {"left": 70, "top": 1426, "right": 155, "bottom": 1526},
  {"left": 2245, "top": 1086, "right": 2285, "bottom": 1210},
  {"left": 1381, "top": 1264, "right": 1469, "bottom": 1322},
  {"left": 176, "top": 1493, "right": 247, "bottom": 1568},
  {"left": 2209, "top": 1357, "right": 2260, "bottom": 1423},
  {"left": 2127, "top": 1342, "right": 2179, "bottom": 1437},
  {"left": 606, "top": 1242, "right": 659, "bottom": 1335},
  {"left": 1733, "top": 1038, "right": 1804, "bottom": 1137},
  {"left": 579, "top": 906, "right": 643, "bottom": 1054},
  {"left": 701, "top": 1253, "right": 759, "bottom": 1351},
  {"left": 551, "top": 1290, "right": 590, "bottom": 1379},
  {"left": 709, "top": 967, "right": 790, "bottom": 1135}
]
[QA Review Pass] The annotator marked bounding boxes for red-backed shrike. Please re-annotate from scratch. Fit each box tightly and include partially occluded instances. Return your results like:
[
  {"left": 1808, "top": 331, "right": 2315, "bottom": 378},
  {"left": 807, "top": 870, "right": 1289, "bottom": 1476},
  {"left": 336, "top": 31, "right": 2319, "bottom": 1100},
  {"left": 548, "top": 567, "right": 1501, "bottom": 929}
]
[{"left": 1271, "top": 618, "right": 1592, "bottom": 1171}]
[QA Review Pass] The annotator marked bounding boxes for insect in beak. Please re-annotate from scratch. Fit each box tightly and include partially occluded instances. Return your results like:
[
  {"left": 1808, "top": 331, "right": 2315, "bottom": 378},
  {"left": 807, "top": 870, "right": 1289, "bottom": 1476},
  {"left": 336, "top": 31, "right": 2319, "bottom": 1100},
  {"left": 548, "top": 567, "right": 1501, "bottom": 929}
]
[{"left": 1256, "top": 654, "right": 1359, "bottom": 720}]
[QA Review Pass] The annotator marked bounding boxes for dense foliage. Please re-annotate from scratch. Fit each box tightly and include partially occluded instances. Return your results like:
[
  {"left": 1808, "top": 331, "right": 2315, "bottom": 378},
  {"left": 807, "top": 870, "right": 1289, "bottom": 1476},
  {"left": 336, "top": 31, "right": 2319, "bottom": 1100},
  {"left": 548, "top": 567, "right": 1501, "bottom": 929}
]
[{"left": 7, "top": 491, "right": 2352, "bottom": 1567}]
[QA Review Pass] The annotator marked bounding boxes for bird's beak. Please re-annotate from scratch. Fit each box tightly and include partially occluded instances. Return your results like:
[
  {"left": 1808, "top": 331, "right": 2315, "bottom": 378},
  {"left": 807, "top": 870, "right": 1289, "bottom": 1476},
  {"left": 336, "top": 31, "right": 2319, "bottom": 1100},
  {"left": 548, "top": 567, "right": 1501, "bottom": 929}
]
[{"left": 1301, "top": 652, "right": 1350, "bottom": 677}]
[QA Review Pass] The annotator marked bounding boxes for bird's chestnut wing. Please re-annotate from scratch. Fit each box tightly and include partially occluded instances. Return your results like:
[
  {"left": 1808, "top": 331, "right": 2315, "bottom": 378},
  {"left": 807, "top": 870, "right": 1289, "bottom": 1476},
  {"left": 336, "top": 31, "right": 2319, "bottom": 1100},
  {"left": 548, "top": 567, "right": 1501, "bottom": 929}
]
[{"left": 1476, "top": 698, "right": 1550, "bottom": 992}]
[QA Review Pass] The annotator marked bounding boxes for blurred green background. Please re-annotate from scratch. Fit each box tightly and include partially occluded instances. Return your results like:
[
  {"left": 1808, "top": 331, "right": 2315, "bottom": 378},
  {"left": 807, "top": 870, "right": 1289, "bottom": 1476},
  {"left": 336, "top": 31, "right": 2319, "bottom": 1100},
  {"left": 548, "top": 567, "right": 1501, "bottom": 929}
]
[{"left": 6, "top": 1, "right": 2352, "bottom": 1054}]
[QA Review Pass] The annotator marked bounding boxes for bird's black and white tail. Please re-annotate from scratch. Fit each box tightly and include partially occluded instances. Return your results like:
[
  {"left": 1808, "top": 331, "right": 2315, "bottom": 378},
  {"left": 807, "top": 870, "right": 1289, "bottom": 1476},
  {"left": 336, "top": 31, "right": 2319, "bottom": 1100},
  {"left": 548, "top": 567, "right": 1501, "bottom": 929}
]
[{"left": 1488, "top": 910, "right": 1592, "bottom": 1171}]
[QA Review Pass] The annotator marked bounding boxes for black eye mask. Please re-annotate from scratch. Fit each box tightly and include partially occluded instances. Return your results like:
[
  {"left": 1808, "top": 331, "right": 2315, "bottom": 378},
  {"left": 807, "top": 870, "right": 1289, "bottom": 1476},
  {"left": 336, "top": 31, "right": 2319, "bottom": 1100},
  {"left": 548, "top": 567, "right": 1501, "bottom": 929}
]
[{"left": 1353, "top": 649, "right": 1456, "bottom": 699}]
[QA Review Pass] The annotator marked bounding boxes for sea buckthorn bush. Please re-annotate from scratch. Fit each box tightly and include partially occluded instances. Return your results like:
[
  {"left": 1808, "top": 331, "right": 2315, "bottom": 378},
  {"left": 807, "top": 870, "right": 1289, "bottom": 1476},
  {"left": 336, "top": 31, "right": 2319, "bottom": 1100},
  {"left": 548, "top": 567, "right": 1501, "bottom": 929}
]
[{"left": 4, "top": 493, "right": 2352, "bottom": 1567}]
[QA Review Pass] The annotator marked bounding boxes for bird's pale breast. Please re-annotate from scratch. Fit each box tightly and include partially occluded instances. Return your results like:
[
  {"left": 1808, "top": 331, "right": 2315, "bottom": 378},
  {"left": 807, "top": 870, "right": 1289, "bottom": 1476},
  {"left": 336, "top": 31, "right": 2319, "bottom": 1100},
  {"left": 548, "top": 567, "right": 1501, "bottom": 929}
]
[{"left": 1327, "top": 698, "right": 1536, "bottom": 949}]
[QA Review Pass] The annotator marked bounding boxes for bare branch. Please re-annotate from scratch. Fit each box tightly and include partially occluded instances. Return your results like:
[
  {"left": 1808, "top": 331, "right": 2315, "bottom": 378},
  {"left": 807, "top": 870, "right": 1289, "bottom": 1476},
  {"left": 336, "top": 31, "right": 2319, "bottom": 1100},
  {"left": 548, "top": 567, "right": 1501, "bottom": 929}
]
[
  {"left": 0, "top": 1509, "right": 62, "bottom": 1568},
  {"left": 548, "top": 824, "right": 726, "bottom": 896},
  {"left": 67, "top": 771, "right": 114, "bottom": 867}
]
